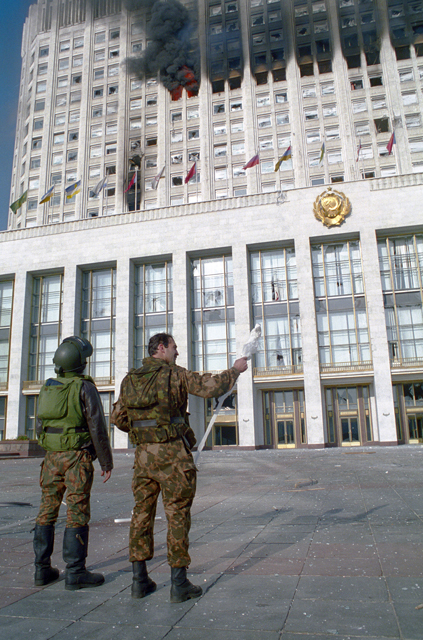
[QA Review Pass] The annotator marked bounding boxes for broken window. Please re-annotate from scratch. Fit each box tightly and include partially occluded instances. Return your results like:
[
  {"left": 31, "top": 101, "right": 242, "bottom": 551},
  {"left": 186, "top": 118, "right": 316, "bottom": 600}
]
[{"left": 374, "top": 117, "right": 389, "bottom": 133}]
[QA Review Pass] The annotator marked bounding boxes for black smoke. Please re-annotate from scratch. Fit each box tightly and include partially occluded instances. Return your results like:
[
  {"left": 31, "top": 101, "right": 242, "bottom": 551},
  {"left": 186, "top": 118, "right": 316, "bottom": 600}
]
[{"left": 125, "top": 0, "right": 200, "bottom": 97}]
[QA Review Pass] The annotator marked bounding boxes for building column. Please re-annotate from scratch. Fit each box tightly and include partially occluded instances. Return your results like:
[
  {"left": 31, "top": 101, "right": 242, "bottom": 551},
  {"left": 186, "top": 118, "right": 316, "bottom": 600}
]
[
  {"left": 113, "top": 257, "right": 132, "bottom": 448},
  {"left": 232, "top": 244, "right": 255, "bottom": 447},
  {"left": 61, "top": 264, "right": 79, "bottom": 337},
  {"left": 7, "top": 270, "right": 32, "bottom": 438},
  {"left": 360, "top": 233, "right": 397, "bottom": 443},
  {"left": 295, "top": 235, "right": 325, "bottom": 446}
]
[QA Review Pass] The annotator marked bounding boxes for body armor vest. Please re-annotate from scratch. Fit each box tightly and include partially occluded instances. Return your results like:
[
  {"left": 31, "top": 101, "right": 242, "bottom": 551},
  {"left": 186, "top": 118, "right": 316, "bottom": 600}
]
[
  {"left": 120, "top": 360, "right": 187, "bottom": 445},
  {"left": 37, "top": 376, "right": 91, "bottom": 452}
]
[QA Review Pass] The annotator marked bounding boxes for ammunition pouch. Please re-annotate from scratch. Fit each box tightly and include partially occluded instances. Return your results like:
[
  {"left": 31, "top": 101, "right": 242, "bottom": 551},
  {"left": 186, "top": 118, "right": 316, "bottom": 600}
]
[{"left": 130, "top": 417, "right": 192, "bottom": 446}]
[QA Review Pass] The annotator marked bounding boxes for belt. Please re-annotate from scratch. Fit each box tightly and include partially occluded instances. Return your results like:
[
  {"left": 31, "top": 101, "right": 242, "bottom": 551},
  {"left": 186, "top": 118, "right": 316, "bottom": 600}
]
[
  {"left": 44, "top": 426, "right": 89, "bottom": 434},
  {"left": 132, "top": 417, "right": 185, "bottom": 429}
]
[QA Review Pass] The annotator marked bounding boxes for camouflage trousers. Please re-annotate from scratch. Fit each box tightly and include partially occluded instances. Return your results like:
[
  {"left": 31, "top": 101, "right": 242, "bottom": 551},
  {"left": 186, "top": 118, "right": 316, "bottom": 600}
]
[
  {"left": 36, "top": 450, "right": 94, "bottom": 528},
  {"left": 129, "top": 439, "right": 197, "bottom": 567}
]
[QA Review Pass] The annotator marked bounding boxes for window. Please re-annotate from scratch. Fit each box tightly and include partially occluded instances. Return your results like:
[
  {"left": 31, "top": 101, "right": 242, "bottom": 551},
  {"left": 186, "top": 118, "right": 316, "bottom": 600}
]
[
  {"left": 403, "top": 92, "right": 418, "bottom": 106},
  {"left": 71, "top": 91, "right": 81, "bottom": 103},
  {"left": 28, "top": 275, "right": 63, "bottom": 381},
  {"left": 233, "top": 165, "right": 246, "bottom": 178},
  {"left": 30, "top": 157, "right": 41, "bottom": 169},
  {"left": 276, "top": 113, "right": 289, "bottom": 125},
  {"left": 81, "top": 269, "right": 116, "bottom": 380},
  {"left": 214, "top": 103, "right": 225, "bottom": 114},
  {"left": 261, "top": 161, "right": 274, "bottom": 173},
  {"left": 307, "top": 130, "right": 321, "bottom": 144},
  {"left": 35, "top": 100, "right": 45, "bottom": 112},
  {"left": 410, "top": 139, "right": 423, "bottom": 153},
  {"left": 108, "top": 65, "right": 119, "bottom": 77},
  {"left": 374, "top": 117, "right": 389, "bottom": 133},
  {"left": 94, "top": 69, "right": 104, "bottom": 81},
  {"left": 214, "top": 144, "right": 227, "bottom": 157},
  {"left": 187, "top": 107, "right": 199, "bottom": 119},
  {"left": 305, "top": 108, "right": 318, "bottom": 120},
  {"left": 312, "top": 241, "right": 369, "bottom": 366},
  {"left": 131, "top": 79, "right": 143, "bottom": 91},
  {"left": 147, "top": 96, "right": 157, "bottom": 107},
  {"left": 106, "top": 122, "right": 117, "bottom": 135},
  {"left": 34, "top": 118, "right": 43, "bottom": 130},
  {"left": 130, "top": 98, "right": 142, "bottom": 110},
  {"left": 58, "top": 58, "right": 69, "bottom": 70},
  {"left": 93, "top": 87, "right": 104, "bottom": 99},
  {"left": 260, "top": 137, "right": 274, "bottom": 150},
  {"left": 60, "top": 41, "right": 70, "bottom": 52},
  {"left": 355, "top": 122, "right": 371, "bottom": 136},
  {"left": 52, "top": 152, "right": 63, "bottom": 165},
  {"left": 107, "top": 102, "right": 118, "bottom": 115},
  {"left": 353, "top": 99, "right": 367, "bottom": 113},
  {"left": 53, "top": 133, "right": 64, "bottom": 145},
  {"left": 328, "top": 150, "right": 342, "bottom": 164},
  {"left": 91, "top": 124, "right": 103, "bottom": 138},
  {"left": 323, "top": 105, "right": 337, "bottom": 117},
  {"left": 303, "top": 86, "right": 317, "bottom": 98},
  {"left": 90, "top": 145, "right": 102, "bottom": 158},
  {"left": 230, "top": 99, "right": 242, "bottom": 111},
  {"left": 39, "top": 46, "right": 49, "bottom": 57},
  {"left": 38, "top": 63, "right": 48, "bottom": 75},
  {"left": 29, "top": 176, "right": 40, "bottom": 190},
  {"left": 95, "top": 32, "right": 105, "bottom": 44},
  {"left": 370, "top": 75, "right": 383, "bottom": 87},
  {"left": 110, "top": 28, "right": 120, "bottom": 40},
  {"left": 372, "top": 97, "right": 386, "bottom": 110},
  {"left": 406, "top": 114, "right": 421, "bottom": 129},
  {"left": 257, "top": 94, "right": 271, "bottom": 107},
  {"left": 188, "top": 129, "right": 199, "bottom": 140},
  {"left": 232, "top": 142, "right": 245, "bottom": 155},
  {"left": 215, "top": 167, "right": 228, "bottom": 181},
  {"left": 275, "top": 92, "right": 287, "bottom": 104},
  {"left": 67, "top": 150, "right": 78, "bottom": 162},
  {"left": 400, "top": 69, "right": 414, "bottom": 82},
  {"left": 231, "top": 120, "right": 244, "bottom": 132},
  {"left": 69, "top": 111, "right": 80, "bottom": 123},
  {"left": 171, "top": 153, "right": 183, "bottom": 165},
  {"left": 32, "top": 138, "right": 42, "bottom": 150},
  {"left": 258, "top": 115, "right": 272, "bottom": 128},
  {"left": 106, "top": 142, "right": 117, "bottom": 155},
  {"left": 146, "top": 137, "right": 157, "bottom": 146},
  {"left": 214, "top": 123, "right": 227, "bottom": 136},
  {"left": 130, "top": 118, "right": 141, "bottom": 130},
  {"left": 95, "top": 49, "right": 105, "bottom": 62},
  {"left": 92, "top": 106, "right": 103, "bottom": 118},
  {"left": 108, "top": 85, "right": 118, "bottom": 95},
  {"left": 326, "top": 126, "right": 340, "bottom": 140},
  {"left": 58, "top": 76, "right": 68, "bottom": 88},
  {"left": 36, "top": 81, "right": 46, "bottom": 93},
  {"left": 73, "top": 56, "right": 83, "bottom": 67},
  {"left": 146, "top": 115, "right": 158, "bottom": 126},
  {"left": 172, "top": 175, "right": 183, "bottom": 186}
]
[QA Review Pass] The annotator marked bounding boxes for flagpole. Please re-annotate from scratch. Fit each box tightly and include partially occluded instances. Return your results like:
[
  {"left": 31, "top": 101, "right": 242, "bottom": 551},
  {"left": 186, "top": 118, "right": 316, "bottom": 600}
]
[
  {"left": 391, "top": 116, "right": 402, "bottom": 176},
  {"left": 196, "top": 162, "right": 198, "bottom": 202}
]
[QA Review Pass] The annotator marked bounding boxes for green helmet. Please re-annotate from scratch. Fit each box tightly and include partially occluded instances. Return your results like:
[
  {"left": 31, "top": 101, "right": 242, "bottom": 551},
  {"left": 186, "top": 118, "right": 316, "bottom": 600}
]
[{"left": 53, "top": 336, "right": 93, "bottom": 375}]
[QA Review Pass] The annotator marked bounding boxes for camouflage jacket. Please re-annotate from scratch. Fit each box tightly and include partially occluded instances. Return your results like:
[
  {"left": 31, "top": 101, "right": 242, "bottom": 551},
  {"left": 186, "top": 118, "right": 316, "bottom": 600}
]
[{"left": 119, "top": 357, "right": 240, "bottom": 446}]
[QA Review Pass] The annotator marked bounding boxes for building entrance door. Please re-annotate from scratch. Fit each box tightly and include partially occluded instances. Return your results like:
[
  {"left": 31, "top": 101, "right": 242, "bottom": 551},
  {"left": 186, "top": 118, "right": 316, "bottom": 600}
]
[
  {"left": 263, "top": 390, "right": 306, "bottom": 448},
  {"left": 407, "top": 414, "right": 423, "bottom": 442},
  {"left": 325, "top": 386, "right": 372, "bottom": 446}
]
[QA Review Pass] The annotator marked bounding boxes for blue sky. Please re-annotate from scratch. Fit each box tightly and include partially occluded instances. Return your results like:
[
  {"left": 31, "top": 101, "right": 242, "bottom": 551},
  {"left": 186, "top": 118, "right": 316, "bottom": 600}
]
[{"left": 0, "top": 1, "right": 34, "bottom": 231}]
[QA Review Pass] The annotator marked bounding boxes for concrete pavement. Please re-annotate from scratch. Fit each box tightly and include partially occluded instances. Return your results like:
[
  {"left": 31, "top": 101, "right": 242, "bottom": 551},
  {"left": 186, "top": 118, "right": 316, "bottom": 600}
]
[{"left": 1, "top": 446, "right": 423, "bottom": 639}]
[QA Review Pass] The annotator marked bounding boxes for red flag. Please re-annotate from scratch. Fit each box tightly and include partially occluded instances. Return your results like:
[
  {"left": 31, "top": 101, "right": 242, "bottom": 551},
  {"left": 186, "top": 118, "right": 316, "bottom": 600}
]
[
  {"left": 125, "top": 170, "right": 137, "bottom": 192},
  {"left": 356, "top": 139, "right": 362, "bottom": 162},
  {"left": 243, "top": 154, "right": 259, "bottom": 170},
  {"left": 387, "top": 132, "right": 395, "bottom": 155},
  {"left": 185, "top": 162, "right": 196, "bottom": 184}
]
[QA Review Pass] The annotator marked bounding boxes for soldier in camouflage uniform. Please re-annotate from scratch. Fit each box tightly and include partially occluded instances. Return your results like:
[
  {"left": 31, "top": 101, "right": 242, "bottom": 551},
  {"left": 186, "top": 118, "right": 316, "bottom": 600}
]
[
  {"left": 34, "top": 336, "right": 113, "bottom": 590},
  {"left": 117, "top": 332, "right": 247, "bottom": 602}
]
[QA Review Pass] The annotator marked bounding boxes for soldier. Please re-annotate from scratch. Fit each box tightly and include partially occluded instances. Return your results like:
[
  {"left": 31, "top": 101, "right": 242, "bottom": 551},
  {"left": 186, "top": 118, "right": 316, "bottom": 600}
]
[
  {"left": 33, "top": 336, "right": 113, "bottom": 590},
  {"left": 116, "top": 332, "right": 248, "bottom": 603}
]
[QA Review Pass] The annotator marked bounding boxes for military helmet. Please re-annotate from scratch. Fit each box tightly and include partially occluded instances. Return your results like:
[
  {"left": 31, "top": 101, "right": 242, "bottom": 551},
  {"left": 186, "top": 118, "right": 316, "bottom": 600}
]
[{"left": 53, "top": 336, "right": 93, "bottom": 374}]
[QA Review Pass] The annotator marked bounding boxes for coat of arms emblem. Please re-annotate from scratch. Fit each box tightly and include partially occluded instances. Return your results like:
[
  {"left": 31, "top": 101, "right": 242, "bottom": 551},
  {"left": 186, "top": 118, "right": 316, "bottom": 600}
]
[{"left": 313, "top": 187, "right": 351, "bottom": 227}]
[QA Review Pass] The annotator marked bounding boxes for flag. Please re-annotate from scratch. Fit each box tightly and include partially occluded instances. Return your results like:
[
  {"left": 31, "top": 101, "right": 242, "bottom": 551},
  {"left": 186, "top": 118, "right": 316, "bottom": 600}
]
[
  {"left": 39, "top": 185, "right": 54, "bottom": 204},
  {"left": 387, "top": 132, "right": 396, "bottom": 155},
  {"left": 356, "top": 139, "right": 362, "bottom": 162},
  {"left": 91, "top": 177, "right": 107, "bottom": 197},
  {"left": 185, "top": 161, "right": 196, "bottom": 184},
  {"left": 151, "top": 165, "right": 165, "bottom": 190},
  {"left": 275, "top": 145, "right": 291, "bottom": 171},
  {"left": 319, "top": 142, "right": 325, "bottom": 165},
  {"left": 65, "top": 180, "right": 81, "bottom": 200},
  {"left": 243, "top": 154, "right": 259, "bottom": 170},
  {"left": 125, "top": 170, "right": 137, "bottom": 193},
  {"left": 10, "top": 190, "right": 28, "bottom": 213}
]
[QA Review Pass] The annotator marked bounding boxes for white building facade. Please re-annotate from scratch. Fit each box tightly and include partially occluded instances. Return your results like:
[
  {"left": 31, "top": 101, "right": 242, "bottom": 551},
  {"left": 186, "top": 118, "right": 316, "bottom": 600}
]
[{"left": 2, "top": 0, "right": 423, "bottom": 448}]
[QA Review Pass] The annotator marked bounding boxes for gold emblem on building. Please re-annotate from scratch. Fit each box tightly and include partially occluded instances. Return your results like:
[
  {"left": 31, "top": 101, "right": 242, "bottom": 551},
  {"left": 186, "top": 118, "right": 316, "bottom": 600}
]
[{"left": 313, "top": 187, "right": 351, "bottom": 227}]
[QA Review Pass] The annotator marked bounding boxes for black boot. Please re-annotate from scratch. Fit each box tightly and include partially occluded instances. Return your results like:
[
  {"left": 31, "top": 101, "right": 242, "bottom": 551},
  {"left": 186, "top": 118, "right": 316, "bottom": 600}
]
[
  {"left": 170, "top": 567, "right": 202, "bottom": 603},
  {"left": 33, "top": 524, "right": 60, "bottom": 586},
  {"left": 63, "top": 526, "right": 104, "bottom": 591},
  {"left": 131, "top": 561, "right": 157, "bottom": 599}
]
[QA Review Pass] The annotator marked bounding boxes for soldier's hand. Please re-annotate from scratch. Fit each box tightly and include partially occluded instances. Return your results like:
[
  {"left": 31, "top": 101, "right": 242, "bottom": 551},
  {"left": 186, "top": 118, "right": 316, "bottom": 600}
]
[
  {"left": 101, "top": 469, "right": 112, "bottom": 483},
  {"left": 233, "top": 357, "right": 248, "bottom": 373}
]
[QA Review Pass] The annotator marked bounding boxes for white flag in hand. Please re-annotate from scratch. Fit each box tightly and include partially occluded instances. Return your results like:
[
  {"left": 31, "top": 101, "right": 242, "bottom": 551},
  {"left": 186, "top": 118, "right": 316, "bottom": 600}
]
[{"left": 241, "top": 324, "right": 262, "bottom": 359}]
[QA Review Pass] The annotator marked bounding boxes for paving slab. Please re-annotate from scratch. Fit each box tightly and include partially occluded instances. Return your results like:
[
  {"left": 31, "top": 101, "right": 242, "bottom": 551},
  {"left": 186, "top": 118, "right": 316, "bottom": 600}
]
[{"left": 0, "top": 447, "right": 423, "bottom": 640}]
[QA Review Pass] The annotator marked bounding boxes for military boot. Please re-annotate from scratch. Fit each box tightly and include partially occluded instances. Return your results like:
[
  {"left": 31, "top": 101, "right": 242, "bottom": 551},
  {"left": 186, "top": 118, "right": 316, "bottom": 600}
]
[
  {"left": 131, "top": 560, "right": 157, "bottom": 599},
  {"left": 170, "top": 567, "right": 202, "bottom": 603},
  {"left": 33, "top": 524, "right": 60, "bottom": 586},
  {"left": 63, "top": 526, "right": 104, "bottom": 590}
]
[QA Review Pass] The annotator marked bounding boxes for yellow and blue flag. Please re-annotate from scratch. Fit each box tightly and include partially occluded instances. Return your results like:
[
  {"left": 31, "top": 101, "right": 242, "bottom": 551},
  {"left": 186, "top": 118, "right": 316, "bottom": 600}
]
[
  {"left": 39, "top": 185, "right": 54, "bottom": 204},
  {"left": 65, "top": 180, "right": 81, "bottom": 200},
  {"left": 275, "top": 145, "right": 292, "bottom": 171}
]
